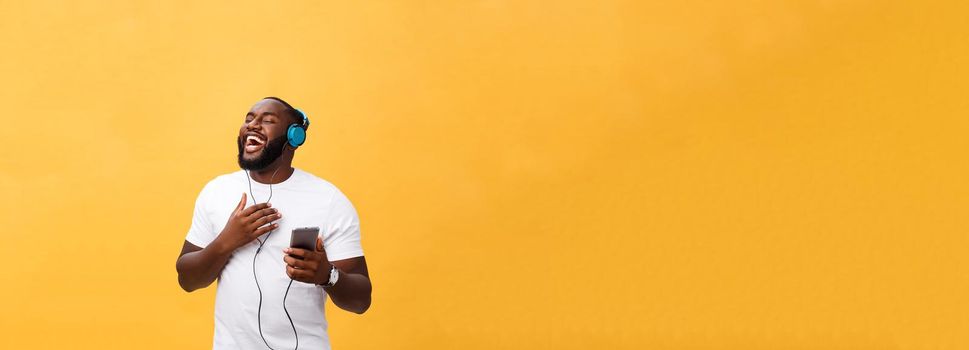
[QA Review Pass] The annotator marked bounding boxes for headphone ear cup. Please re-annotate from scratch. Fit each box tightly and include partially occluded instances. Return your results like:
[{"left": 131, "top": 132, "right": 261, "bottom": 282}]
[{"left": 287, "top": 124, "right": 306, "bottom": 148}]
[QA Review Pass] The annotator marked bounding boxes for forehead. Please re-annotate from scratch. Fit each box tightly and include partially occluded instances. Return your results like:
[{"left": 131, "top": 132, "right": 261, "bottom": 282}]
[{"left": 248, "top": 99, "right": 287, "bottom": 114}]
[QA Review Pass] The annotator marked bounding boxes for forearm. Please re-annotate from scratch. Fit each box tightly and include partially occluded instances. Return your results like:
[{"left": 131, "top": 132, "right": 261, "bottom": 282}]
[
  {"left": 324, "top": 271, "right": 372, "bottom": 314},
  {"left": 176, "top": 240, "right": 233, "bottom": 292}
]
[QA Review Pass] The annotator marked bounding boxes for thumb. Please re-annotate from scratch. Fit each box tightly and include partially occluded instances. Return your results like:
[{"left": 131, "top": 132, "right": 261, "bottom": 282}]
[
  {"left": 316, "top": 236, "right": 324, "bottom": 252},
  {"left": 235, "top": 193, "right": 247, "bottom": 212}
]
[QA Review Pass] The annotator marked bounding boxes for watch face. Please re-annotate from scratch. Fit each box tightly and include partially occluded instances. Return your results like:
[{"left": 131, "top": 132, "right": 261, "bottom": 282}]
[{"left": 327, "top": 266, "right": 338, "bottom": 286}]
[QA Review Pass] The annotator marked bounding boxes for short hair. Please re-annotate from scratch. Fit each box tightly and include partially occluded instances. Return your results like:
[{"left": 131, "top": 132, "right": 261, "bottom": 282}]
[{"left": 262, "top": 96, "right": 307, "bottom": 129}]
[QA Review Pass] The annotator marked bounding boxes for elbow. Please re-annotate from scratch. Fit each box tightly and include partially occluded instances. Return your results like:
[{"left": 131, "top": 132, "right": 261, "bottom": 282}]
[
  {"left": 175, "top": 259, "right": 199, "bottom": 293},
  {"left": 334, "top": 296, "right": 370, "bottom": 314},
  {"left": 355, "top": 282, "right": 372, "bottom": 314},
  {"left": 346, "top": 284, "right": 372, "bottom": 314},
  {"left": 178, "top": 275, "right": 198, "bottom": 293},
  {"left": 351, "top": 297, "right": 371, "bottom": 314}
]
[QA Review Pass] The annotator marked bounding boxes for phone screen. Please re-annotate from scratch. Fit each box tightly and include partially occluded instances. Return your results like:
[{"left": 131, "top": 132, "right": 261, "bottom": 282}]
[{"left": 290, "top": 227, "right": 320, "bottom": 252}]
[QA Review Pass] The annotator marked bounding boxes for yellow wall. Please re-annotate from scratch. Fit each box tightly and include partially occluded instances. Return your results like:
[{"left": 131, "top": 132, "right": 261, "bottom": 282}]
[{"left": 1, "top": 1, "right": 968, "bottom": 349}]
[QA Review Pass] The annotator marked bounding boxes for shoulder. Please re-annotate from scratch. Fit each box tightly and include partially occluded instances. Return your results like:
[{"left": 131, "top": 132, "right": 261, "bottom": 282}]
[
  {"left": 293, "top": 169, "right": 355, "bottom": 207},
  {"left": 293, "top": 169, "right": 341, "bottom": 194}
]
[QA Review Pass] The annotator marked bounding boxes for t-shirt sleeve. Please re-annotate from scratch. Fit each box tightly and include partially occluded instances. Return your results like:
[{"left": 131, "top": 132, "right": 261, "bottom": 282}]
[
  {"left": 185, "top": 185, "right": 217, "bottom": 248},
  {"left": 322, "top": 190, "right": 365, "bottom": 261}
]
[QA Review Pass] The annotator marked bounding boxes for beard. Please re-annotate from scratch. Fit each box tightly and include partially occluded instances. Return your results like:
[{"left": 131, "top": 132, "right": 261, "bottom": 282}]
[{"left": 237, "top": 134, "right": 288, "bottom": 170}]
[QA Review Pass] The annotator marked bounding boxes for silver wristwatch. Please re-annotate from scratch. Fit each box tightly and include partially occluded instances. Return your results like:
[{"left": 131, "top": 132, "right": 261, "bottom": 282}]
[{"left": 322, "top": 265, "right": 339, "bottom": 287}]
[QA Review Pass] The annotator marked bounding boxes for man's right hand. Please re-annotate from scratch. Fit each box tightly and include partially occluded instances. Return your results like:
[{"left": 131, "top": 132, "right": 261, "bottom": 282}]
[{"left": 214, "top": 193, "right": 282, "bottom": 252}]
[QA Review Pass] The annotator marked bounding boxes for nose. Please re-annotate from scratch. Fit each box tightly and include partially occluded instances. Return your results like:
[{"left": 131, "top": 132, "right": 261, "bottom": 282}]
[{"left": 245, "top": 117, "right": 262, "bottom": 131}]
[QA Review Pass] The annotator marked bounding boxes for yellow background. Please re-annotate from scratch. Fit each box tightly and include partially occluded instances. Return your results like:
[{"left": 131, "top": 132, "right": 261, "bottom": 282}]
[{"left": 1, "top": 1, "right": 967, "bottom": 349}]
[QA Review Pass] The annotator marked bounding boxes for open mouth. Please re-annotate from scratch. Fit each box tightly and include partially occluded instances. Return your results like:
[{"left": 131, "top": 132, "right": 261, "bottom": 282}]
[{"left": 244, "top": 134, "right": 266, "bottom": 153}]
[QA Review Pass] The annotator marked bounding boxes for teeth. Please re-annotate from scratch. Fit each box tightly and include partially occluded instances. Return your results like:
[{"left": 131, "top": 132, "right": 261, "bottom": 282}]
[{"left": 247, "top": 136, "right": 265, "bottom": 145}]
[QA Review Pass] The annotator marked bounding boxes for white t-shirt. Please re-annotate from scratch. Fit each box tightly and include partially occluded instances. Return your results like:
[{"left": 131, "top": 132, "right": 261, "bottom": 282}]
[{"left": 185, "top": 168, "right": 364, "bottom": 350}]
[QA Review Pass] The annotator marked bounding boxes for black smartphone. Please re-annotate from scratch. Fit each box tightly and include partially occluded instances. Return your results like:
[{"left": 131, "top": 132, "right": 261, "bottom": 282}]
[{"left": 290, "top": 227, "right": 320, "bottom": 255}]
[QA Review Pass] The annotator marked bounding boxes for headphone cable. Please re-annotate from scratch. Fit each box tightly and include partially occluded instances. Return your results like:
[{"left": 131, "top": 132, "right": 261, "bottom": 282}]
[{"left": 246, "top": 166, "right": 299, "bottom": 350}]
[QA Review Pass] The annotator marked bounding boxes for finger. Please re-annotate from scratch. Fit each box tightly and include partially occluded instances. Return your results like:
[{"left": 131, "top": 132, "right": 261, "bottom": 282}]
[
  {"left": 285, "top": 247, "right": 309, "bottom": 259},
  {"left": 241, "top": 202, "right": 271, "bottom": 216},
  {"left": 315, "top": 237, "right": 328, "bottom": 261},
  {"left": 249, "top": 212, "right": 281, "bottom": 229},
  {"left": 251, "top": 222, "right": 279, "bottom": 237},
  {"left": 235, "top": 193, "right": 247, "bottom": 212},
  {"left": 301, "top": 248, "right": 318, "bottom": 262},
  {"left": 245, "top": 207, "right": 279, "bottom": 223},
  {"left": 287, "top": 266, "right": 313, "bottom": 280},
  {"left": 292, "top": 258, "right": 317, "bottom": 271},
  {"left": 283, "top": 255, "right": 311, "bottom": 269}
]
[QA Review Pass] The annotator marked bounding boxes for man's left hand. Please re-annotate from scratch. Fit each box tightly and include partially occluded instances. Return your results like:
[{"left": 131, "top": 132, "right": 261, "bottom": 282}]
[{"left": 284, "top": 237, "right": 332, "bottom": 285}]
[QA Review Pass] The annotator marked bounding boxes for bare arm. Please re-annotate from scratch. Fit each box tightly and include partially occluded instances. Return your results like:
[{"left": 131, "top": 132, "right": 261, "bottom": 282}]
[
  {"left": 175, "top": 193, "right": 282, "bottom": 292},
  {"left": 325, "top": 256, "right": 372, "bottom": 314},
  {"left": 175, "top": 240, "right": 232, "bottom": 292},
  {"left": 284, "top": 239, "right": 373, "bottom": 314}
]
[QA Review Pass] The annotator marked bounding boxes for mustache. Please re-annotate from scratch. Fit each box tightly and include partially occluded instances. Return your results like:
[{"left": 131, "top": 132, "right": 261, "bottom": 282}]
[{"left": 237, "top": 134, "right": 288, "bottom": 170}]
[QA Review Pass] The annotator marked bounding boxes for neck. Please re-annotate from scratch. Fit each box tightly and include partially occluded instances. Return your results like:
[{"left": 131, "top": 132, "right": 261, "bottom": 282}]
[{"left": 247, "top": 153, "right": 295, "bottom": 185}]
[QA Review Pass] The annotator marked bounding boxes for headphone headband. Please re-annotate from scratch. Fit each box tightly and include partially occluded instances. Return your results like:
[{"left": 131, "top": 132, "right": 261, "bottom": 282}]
[{"left": 295, "top": 108, "right": 310, "bottom": 128}]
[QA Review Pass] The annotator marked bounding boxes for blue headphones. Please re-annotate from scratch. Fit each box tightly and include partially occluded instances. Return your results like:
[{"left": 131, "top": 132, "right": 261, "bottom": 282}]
[{"left": 287, "top": 108, "right": 310, "bottom": 148}]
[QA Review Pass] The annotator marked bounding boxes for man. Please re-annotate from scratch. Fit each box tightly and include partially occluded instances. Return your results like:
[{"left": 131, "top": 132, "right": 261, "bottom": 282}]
[{"left": 176, "top": 97, "right": 371, "bottom": 350}]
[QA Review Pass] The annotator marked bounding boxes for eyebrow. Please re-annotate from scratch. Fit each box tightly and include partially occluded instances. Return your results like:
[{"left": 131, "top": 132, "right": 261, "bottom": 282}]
[{"left": 245, "top": 111, "right": 280, "bottom": 118}]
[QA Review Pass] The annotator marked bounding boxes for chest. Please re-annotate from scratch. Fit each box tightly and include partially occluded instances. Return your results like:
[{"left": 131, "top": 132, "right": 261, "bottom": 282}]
[{"left": 207, "top": 186, "right": 331, "bottom": 249}]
